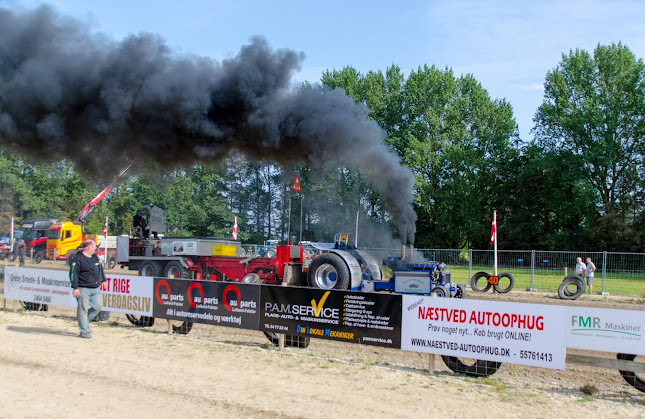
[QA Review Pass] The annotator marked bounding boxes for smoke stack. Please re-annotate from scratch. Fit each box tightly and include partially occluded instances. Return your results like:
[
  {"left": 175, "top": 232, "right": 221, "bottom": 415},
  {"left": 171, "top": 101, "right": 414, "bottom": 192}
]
[
  {"left": 0, "top": 5, "right": 417, "bottom": 243},
  {"left": 401, "top": 243, "right": 406, "bottom": 261}
]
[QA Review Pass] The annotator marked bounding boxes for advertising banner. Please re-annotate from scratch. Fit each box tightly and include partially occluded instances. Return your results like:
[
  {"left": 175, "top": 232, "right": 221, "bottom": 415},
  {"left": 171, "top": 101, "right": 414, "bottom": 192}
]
[
  {"left": 4, "top": 267, "right": 154, "bottom": 314},
  {"left": 152, "top": 278, "right": 261, "bottom": 329},
  {"left": 566, "top": 306, "right": 645, "bottom": 355},
  {"left": 260, "top": 286, "right": 402, "bottom": 348},
  {"left": 100, "top": 274, "right": 153, "bottom": 316},
  {"left": 401, "top": 296, "right": 566, "bottom": 369},
  {"left": 4, "top": 266, "right": 76, "bottom": 307}
]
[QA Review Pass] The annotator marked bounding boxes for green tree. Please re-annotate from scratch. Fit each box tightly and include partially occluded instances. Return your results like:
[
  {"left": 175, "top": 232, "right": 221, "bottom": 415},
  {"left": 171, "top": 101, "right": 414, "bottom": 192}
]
[{"left": 534, "top": 43, "right": 645, "bottom": 250}]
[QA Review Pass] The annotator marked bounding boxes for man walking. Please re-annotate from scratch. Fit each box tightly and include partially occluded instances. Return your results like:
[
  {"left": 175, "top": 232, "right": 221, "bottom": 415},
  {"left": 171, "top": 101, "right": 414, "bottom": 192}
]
[
  {"left": 69, "top": 240, "right": 107, "bottom": 338},
  {"left": 585, "top": 257, "right": 597, "bottom": 295}
]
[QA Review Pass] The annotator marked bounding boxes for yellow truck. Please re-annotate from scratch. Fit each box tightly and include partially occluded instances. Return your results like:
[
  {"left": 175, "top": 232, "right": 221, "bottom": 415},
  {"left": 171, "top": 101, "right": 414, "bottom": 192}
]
[{"left": 46, "top": 221, "right": 118, "bottom": 268}]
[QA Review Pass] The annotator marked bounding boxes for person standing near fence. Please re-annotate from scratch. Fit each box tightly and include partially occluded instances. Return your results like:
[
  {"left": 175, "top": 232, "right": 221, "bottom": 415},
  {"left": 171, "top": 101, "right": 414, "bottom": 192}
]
[
  {"left": 575, "top": 257, "right": 586, "bottom": 277},
  {"left": 17, "top": 239, "right": 26, "bottom": 266},
  {"left": 585, "top": 257, "right": 596, "bottom": 295},
  {"left": 69, "top": 239, "right": 107, "bottom": 339}
]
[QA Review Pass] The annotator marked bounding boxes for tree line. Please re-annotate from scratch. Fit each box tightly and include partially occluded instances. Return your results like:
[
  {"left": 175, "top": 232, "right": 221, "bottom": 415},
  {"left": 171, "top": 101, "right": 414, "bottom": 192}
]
[{"left": 1, "top": 43, "right": 644, "bottom": 252}]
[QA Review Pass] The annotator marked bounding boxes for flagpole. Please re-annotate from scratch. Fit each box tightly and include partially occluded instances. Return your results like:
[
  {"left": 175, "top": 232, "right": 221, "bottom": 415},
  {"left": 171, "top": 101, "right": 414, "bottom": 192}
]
[
  {"left": 104, "top": 216, "right": 108, "bottom": 260},
  {"left": 493, "top": 210, "right": 498, "bottom": 277},
  {"left": 299, "top": 193, "right": 303, "bottom": 243},
  {"left": 287, "top": 193, "right": 292, "bottom": 245}
]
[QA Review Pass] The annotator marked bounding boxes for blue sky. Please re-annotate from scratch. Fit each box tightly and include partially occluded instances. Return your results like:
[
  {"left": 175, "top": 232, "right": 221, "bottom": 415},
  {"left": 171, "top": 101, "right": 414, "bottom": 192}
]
[{"left": 4, "top": 0, "right": 645, "bottom": 141}]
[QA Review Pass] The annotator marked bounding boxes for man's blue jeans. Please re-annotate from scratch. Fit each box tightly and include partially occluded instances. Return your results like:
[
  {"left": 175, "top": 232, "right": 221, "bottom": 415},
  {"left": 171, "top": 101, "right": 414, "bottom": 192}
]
[{"left": 77, "top": 287, "right": 103, "bottom": 334}]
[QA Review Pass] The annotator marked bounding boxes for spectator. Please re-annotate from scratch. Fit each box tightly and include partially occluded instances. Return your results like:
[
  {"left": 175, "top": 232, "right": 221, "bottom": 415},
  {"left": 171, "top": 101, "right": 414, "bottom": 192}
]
[
  {"left": 17, "top": 239, "right": 27, "bottom": 267},
  {"left": 585, "top": 257, "right": 597, "bottom": 295},
  {"left": 575, "top": 257, "right": 586, "bottom": 277},
  {"left": 69, "top": 240, "right": 107, "bottom": 339}
]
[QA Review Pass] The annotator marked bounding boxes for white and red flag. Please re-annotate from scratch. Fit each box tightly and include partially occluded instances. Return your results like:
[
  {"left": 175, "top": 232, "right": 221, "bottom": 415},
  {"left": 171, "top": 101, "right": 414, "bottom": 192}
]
[
  {"left": 9, "top": 216, "right": 14, "bottom": 241},
  {"left": 232, "top": 215, "right": 239, "bottom": 240},
  {"left": 490, "top": 210, "right": 497, "bottom": 244},
  {"left": 104, "top": 216, "right": 109, "bottom": 238}
]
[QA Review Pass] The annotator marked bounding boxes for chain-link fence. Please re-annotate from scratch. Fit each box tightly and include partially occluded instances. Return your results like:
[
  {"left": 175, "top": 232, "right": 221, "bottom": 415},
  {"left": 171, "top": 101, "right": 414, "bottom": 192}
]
[{"left": 362, "top": 247, "right": 645, "bottom": 296}]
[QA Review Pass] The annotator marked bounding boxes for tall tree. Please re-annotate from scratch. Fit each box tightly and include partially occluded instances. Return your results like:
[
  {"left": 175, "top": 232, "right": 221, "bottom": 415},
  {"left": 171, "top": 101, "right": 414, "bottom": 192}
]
[{"left": 534, "top": 43, "right": 645, "bottom": 250}]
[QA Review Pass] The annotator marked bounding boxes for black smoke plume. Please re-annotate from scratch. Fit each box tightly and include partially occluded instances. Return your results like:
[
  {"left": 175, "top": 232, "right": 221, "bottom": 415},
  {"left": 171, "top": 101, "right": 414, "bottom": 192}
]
[{"left": 0, "top": 5, "right": 416, "bottom": 243}]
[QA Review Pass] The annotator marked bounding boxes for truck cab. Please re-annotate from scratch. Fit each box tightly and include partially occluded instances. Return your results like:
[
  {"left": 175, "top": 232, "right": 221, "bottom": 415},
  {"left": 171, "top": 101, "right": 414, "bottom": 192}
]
[{"left": 46, "top": 221, "right": 84, "bottom": 260}]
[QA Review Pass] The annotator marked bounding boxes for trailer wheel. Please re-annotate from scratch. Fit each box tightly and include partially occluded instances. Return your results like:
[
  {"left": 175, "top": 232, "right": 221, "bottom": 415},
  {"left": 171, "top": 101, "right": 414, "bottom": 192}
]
[
  {"left": 33, "top": 250, "right": 44, "bottom": 264},
  {"left": 266, "top": 249, "right": 277, "bottom": 258},
  {"left": 106, "top": 250, "right": 117, "bottom": 270},
  {"left": 441, "top": 356, "right": 502, "bottom": 377},
  {"left": 139, "top": 261, "right": 163, "bottom": 277},
  {"left": 430, "top": 285, "right": 449, "bottom": 297},
  {"left": 307, "top": 253, "right": 350, "bottom": 290},
  {"left": 172, "top": 321, "right": 193, "bottom": 334},
  {"left": 493, "top": 272, "right": 515, "bottom": 294},
  {"left": 454, "top": 284, "right": 467, "bottom": 299},
  {"left": 263, "top": 331, "right": 310, "bottom": 348},
  {"left": 470, "top": 271, "right": 492, "bottom": 292},
  {"left": 242, "top": 273, "right": 262, "bottom": 284},
  {"left": 165, "top": 261, "right": 192, "bottom": 279},
  {"left": 617, "top": 354, "right": 645, "bottom": 393},
  {"left": 20, "top": 301, "right": 48, "bottom": 311},
  {"left": 558, "top": 275, "right": 585, "bottom": 300},
  {"left": 125, "top": 315, "right": 155, "bottom": 327}
]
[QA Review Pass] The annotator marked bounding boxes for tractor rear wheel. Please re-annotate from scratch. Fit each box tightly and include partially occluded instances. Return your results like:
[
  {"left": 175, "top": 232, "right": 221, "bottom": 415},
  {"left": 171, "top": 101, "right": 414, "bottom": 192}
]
[{"left": 307, "top": 253, "right": 350, "bottom": 290}]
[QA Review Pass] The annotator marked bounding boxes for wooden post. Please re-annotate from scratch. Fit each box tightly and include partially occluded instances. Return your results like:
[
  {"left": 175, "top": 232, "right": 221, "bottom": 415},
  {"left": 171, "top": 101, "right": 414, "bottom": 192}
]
[
  {"left": 564, "top": 266, "right": 568, "bottom": 276},
  {"left": 278, "top": 334, "right": 285, "bottom": 351},
  {"left": 428, "top": 353, "right": 435, "bottom": 373},
  {"left": 168, "top": 273, "right": 175, "bottom": 335}
]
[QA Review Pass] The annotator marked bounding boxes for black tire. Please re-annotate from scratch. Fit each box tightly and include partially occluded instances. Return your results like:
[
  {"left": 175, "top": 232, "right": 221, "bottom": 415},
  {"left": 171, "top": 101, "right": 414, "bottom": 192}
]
[
  {"left": 558, "top": 275, "right": 585, "bottom": 300},
  {"left": 493, "top": 272, "right": 515, "bottom": 294},
  {"left": 65, "top": 250, "right": 77, "bottom": 266},
  {"left": 138, "top": 261, "right": 163, "bottom": 277},
  {"left": 9, "top": 253, "right": 16, "bottom": 262},
  {"left": 430, "top": 285, "right": 449, "bottom": 297},
  {"left": 165, "top": 261, "right": 192, "bottom": 279},
  {"left": 33, "top": 250, "right": 44, "bottom": 264},
  {"left": 617, "top": 354, "right": 645, "bottom": 393},
  {"left": 454, "top": 284, "right": 467, "bottom": 299},
  {"left": 470, "top": 271, "right": 492, "bottom": 293},
  {"left": 263, "top": 331, "right": 311, "bottom": 348},
  {"left": 441, "top": 356, "right": 502, "bottom": 377},
  {"left": 20, "top": 301, "right": 48, "bottom": 311},
  {"left": 106, "top": 250, "right": 117, "bottom": 270},
  {"left": 172, "top": 321, "right": 193, "bottom": 334},
  {"left": 126, "top": 314, "right": 155, "bottom": 327},
  {"left": 307, "top": 253, "right": 350, "bottom": 290}
]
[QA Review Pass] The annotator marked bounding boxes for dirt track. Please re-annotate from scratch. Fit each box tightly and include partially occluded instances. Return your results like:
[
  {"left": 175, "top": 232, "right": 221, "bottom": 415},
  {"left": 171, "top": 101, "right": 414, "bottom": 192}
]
[{"left": 1, "top": 260, "right": 644, "bottom": 418}]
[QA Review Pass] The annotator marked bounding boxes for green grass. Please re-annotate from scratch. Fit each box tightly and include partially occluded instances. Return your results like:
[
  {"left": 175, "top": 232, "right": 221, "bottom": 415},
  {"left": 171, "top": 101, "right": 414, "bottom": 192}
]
[{"left": 447, "top": 266, "right": 645, "bottom": 295}]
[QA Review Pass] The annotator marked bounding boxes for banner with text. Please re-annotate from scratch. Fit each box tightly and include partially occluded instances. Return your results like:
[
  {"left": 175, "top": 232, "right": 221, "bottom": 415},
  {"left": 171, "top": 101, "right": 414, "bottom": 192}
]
[
  {"left": 152, "top": 278, "right": 261, "bottom": 329},
  {"left": 260, "top": 285, "right": 402, "bottom": 348},
  {"left": 4, "top": 266, "right": 76, "bottom": 307},
  {"left": 4, "top": 267, "right": 154, "bottom": 314},
  {"left": 401, "top": 296, "right": 566, "bottom": 369},
  {"left": 100, "top": 274, "right": 153, "bottom": 316},
  {"left": 566, "top": 306, "right": 645, "bottom": 355}
]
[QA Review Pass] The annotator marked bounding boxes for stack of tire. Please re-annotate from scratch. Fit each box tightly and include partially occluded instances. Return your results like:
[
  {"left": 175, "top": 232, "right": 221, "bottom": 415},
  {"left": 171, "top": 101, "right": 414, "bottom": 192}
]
[{"left": 557, "top": 275, "right": 585, "bottom": 300}]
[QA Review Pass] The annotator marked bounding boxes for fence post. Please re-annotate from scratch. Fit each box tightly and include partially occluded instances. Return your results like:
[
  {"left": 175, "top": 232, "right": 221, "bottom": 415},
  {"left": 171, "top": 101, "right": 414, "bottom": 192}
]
[
  {"left": 529, "top": 250, "right": 536, "bottom": 291},
  {"left": 468, "top": 249, "right": 472, "bottom": 281},
  {"left": 601, "top": 251, "right": 608, "bottom": 295}
]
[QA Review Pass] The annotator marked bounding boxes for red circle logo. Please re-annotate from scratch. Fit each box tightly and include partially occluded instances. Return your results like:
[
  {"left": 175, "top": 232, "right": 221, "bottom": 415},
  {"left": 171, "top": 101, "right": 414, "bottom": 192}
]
[
  {"left": 222, "top": 284, "right": 241, "bottom": 311},
  {"left": 155, "top": 280, "right": 171, "bottom": 305},
  {"left": 187, "top": 282, "right": 205, "bottom": 308}
]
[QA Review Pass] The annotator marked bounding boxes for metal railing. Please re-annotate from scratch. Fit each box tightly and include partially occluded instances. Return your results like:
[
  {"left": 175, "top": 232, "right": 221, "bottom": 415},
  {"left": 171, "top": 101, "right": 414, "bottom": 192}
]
[{"left": 361, "top": 247, "right": 645, "bottom": 297}]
